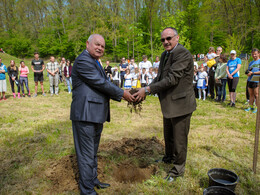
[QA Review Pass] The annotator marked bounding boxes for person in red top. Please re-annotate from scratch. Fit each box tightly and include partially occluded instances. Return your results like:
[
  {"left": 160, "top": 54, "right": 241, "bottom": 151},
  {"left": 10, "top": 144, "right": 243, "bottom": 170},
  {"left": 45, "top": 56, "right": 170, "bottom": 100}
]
[{"left": 64, "top": 59, "right": 73, "bottom": 93}]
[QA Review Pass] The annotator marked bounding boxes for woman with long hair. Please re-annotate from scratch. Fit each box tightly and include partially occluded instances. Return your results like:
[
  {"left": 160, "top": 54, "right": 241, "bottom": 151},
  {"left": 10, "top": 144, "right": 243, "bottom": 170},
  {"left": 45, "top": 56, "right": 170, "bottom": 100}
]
[{"left": 7, "top": 60, "right": 20, "bottom": 98}]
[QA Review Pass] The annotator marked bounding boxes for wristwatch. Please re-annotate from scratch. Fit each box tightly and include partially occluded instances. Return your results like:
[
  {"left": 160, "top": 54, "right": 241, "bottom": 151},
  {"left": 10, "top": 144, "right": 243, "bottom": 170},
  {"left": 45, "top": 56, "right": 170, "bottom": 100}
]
[{"left": 145, "top": 87, "right": 150, "bottom": 95}]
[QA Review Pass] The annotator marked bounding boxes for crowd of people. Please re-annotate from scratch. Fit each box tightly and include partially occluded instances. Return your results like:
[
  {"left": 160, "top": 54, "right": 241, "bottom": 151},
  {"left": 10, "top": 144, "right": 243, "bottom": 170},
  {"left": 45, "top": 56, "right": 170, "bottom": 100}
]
[
  {"left": 0, "top": 47, "right": 260, "bottom": 112},
  {"left": 0, "top": 52, "right": 73, "bottom": 100},
  {"left": 102, "top": 55, "right": 159, "bottom": 89},
  {"left": 193, "top": 47, "right": 260, "bottom": 113}
]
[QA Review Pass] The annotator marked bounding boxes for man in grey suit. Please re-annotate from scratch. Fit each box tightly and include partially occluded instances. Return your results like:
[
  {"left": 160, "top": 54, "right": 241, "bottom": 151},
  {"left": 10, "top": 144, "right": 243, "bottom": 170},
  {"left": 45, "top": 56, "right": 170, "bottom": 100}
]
[
  {"left": 134, "top": 27, "right": 196, "bottom": 181},
  {"left": 70, "top": 34, "right": 134, "bottom": 194}
]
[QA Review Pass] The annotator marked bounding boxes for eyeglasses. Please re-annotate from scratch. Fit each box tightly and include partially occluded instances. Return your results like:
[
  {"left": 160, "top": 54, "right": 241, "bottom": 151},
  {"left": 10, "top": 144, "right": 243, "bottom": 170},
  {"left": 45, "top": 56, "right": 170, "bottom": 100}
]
[{"left": 161, "top": 35, "right": 176, "bottom": 43}]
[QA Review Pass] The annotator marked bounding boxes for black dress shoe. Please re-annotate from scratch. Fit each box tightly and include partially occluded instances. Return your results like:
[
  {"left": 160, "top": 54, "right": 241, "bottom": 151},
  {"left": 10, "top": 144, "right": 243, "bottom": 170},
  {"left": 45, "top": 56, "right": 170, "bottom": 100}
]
[{"left": 95, "top": 182, "right": 110, "bottom": 189}]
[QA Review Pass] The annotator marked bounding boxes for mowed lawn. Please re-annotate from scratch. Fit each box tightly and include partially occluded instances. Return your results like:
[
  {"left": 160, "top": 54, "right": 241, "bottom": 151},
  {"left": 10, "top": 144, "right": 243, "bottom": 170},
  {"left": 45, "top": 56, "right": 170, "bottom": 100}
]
[{"left": 0, "top": 52, "right": 259, "bottom": 194}]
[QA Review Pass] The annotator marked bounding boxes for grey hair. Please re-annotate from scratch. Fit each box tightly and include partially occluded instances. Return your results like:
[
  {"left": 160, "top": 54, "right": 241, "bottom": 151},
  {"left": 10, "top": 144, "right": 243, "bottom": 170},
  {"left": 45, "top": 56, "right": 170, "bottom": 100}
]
[
  {"left": 162, "top": 27, "right": 178, "bottom": 36},
  {"left": 217, "top": 46, "right": 222, "bottom": 50},
  {"left": 88, "top": 34, "right": 104, "bottom": 43}
]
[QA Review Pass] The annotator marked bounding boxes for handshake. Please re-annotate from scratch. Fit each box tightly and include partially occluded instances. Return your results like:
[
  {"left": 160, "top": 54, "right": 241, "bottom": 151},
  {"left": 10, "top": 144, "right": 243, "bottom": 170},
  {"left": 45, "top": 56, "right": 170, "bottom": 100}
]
[{"left": 122, "top": 87, "right": 149, "bottom": 103}]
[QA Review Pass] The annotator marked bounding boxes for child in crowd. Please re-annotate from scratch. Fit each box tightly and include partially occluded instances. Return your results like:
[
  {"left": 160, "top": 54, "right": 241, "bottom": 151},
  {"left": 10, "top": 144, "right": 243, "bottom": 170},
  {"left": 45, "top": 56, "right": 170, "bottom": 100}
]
[
  {"left": 19, "top": 61, "right": 31, "bottom": 97},
  {"left": 124, "top": 69, "right": 132, "bottom": 89},
  {"left": 206, "top": 47, "right": 218, "bottom": 68},
  {"left": 64, "top": 60, "right": 73, "bottom": 94},
  {"left": 112, "top": 66, "right": 120, "bottom": 87},
  {"left": 147, "top": 67, "right": 154, "bottom": 85},
  {"left": 154, "top": 68, "right": 158, "bottom": 78},
  {"left": 197, "top": 65, "right": 208, "bottom": 100},
  {"left": 214, "top": 54, "right": 227, "bottom": 102},
  {"left": 140, "top": 68, "right": 148, "bottom": 87},
  {"left": 8, "top": 60, "right": 20, "bottom": 98},
  {"left": 0, "top": 58, "right": 7, "bottom": 100},
  {"left": 193, "top": 65, "right": 198, "bottom": 98},
  {"left": 131, "top": 67, "right": 140, "bottom": 88}
]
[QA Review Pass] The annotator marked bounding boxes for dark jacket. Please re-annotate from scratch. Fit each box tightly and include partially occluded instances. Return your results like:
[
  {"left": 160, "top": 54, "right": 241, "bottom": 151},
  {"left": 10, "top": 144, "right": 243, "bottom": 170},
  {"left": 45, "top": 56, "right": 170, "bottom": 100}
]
[
  {"left": 149, "top": 44, "right": 196, "bottom": 118},
  {"left": 70, "top": 50, "right": 124, "bottom": 123},
  {"left": 64, "top": 65, "right": 72, "bottom": 77},
  {"left": 7, "top": 66, "right": 19, "bottom": 79}
]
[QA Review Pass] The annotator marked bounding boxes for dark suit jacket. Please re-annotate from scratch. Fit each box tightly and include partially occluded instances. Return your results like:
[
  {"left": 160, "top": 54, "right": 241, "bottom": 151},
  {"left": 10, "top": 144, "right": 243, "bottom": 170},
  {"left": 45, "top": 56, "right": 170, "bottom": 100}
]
[
  {"left": 70, "top": 50, "right": 124, "bottom": 123},
  {"left": 149, "top": 44, "right": 196, "bottom": 118}
]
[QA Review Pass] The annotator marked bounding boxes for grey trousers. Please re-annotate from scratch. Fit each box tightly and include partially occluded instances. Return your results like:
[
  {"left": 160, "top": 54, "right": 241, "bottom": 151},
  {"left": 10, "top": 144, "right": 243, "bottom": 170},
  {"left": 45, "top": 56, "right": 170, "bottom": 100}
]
[
  {"left": 49, "top": 74, "right": 59, "bottom": 94},
  {"left": 72, "top": 121, "right": 103, "bottom": 195},
  {"left": 163, "top": 113, "right": 192, "bottom": 177}
]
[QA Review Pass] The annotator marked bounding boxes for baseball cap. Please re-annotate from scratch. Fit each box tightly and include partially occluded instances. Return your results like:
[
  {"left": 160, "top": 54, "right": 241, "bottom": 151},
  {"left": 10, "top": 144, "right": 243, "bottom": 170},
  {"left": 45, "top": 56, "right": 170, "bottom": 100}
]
[{"left": 230, "top": 50, "right": 236, "bottom": 54}]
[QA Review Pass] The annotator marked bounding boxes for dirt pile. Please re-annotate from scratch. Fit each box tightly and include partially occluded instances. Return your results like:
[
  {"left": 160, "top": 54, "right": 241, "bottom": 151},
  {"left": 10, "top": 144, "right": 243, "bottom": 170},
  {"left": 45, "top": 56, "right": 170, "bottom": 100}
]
[
  {"left": 45, "top": 137, "right": 164, "bottom": 193},
  {"left": 45, "top": 155, "right": 79, "bottom": 192}
]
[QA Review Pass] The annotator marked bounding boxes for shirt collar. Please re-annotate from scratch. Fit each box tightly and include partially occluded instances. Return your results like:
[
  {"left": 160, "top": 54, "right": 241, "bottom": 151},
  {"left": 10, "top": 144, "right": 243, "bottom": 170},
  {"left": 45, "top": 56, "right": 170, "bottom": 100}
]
[{"left": 167, "top": 43, "right": 179, "bottom": 54}]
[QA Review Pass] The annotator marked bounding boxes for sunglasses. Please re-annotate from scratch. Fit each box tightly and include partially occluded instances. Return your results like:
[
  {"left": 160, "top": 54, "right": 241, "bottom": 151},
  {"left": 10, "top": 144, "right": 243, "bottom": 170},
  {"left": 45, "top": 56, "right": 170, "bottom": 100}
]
[{"left": 161, "top": 35, "right": 176, "bottom": 43}]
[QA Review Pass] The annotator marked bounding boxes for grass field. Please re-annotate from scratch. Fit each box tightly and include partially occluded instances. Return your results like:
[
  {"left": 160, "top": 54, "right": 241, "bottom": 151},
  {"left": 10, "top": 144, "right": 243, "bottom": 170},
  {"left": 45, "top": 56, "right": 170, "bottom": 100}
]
[{"left": 0, "top": 52, "right": 259, "bottom": 194}]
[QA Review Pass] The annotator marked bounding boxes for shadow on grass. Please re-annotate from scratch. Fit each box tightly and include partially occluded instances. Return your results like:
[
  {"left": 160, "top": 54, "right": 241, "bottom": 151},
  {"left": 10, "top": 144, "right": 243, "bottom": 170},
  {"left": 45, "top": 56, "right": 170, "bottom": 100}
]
[{"left": 200, "top": 145, "right": 234, "bottom": 163}]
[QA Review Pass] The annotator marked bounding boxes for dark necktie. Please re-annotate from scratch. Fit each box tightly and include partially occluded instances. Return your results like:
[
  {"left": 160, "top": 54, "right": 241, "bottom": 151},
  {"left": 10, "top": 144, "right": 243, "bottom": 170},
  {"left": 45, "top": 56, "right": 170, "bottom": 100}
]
[{"left": 163, "top": 52, "right": 169, "bottom": 66}]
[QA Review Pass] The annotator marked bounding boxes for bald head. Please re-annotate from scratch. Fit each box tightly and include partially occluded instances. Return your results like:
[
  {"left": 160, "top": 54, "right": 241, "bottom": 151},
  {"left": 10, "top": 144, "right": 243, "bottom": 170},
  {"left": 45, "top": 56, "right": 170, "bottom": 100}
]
[{"left": 86, "top": 34, "right": 105, "bottom": 60}]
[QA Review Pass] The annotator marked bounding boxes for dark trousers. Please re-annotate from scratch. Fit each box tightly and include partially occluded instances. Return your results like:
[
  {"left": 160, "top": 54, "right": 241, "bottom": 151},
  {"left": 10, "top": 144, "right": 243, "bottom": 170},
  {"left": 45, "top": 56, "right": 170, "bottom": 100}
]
[
  {"left": 19, "top": 77, "right": 30, "bottom": 94},
  {"left": 246, "top": 80, "right": 249, "bottom": 100},
  {"left": 163, "top": 113, "right": 192, "bottom": 177},
  {"left": 208, "top": 75, "right": 216, "bottom": 99},
  {"left": 9, "top": 77, "right": 20, "bottom": 93},
  {"left": 216, "top": 79, "right": 227, "bottom": 101},
  {"left": 193, "top": 83, "right": 198, "bottom": 98},
  {"left": 120, "top": 75, "right": 125, "bottom": 88},
  {"left": 72, "top": 121, "right": 103, "bottom": 195}
]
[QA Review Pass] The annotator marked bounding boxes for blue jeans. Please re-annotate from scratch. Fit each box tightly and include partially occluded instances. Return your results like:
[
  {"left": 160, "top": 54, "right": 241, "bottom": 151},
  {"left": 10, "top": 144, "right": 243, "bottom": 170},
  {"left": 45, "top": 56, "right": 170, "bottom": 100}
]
[
  {"left": 217, "top": 79, "right": 227, "bottom": 101},
  {"left": 66, "top": 77, "right": 72, "bottom": 92}
]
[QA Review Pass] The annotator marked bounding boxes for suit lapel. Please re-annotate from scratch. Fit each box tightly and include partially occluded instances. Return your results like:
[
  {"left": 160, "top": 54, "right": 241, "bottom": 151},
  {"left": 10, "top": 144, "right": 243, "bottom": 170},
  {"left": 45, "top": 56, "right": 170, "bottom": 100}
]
[
  {"left": 84, "top": 50, "right": 107, "bottom": 79},
  {"left": 95, "top": 60, "right": 107, "bottom": 78},
  {"left": 158, "top": 51, "right": 167, "bottom": 80}
]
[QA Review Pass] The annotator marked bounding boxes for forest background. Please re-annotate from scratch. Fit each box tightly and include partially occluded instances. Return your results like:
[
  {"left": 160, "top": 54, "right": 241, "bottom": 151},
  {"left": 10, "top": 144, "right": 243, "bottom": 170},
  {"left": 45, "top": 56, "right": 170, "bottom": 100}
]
[{"left": 0, "top": 0, "right": 259, "bottom": 62}]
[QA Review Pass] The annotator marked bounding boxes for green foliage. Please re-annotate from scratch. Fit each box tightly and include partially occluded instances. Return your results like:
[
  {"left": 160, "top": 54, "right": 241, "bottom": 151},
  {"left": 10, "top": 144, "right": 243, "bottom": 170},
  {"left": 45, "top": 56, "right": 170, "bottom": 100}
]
[
  {"left": 0, "top": 0, "right": 259, "bottom": 60},
  {"left": 3, "top": 36, "right": 33, "bottom": 58},
  {"left": 225, "top": 33, "right": 245, "bottom": 54}
]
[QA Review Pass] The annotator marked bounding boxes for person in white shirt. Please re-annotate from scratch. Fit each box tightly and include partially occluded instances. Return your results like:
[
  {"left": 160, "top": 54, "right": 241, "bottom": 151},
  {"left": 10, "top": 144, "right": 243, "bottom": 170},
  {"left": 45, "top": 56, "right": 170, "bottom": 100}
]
[
  {"left": 46, "top": 56, "right": 59, "bottom": 96},
  {"left": 147, "top": 67, "right": 155, "bottom": 85},
  {"left": 153, "top": 56, "right": 160, "bottom": 69},
  {"left": 140, "top": 68, "right": 148, "bottom": 87},
  {"left": 193, "top": 57, "right": 198, "bottom": 69},
  {"left": 112, "top": 66, "right": 120, "bottom": 87},
  {"left": 128, "top": 58, "right": 137, "bottom": 75},
  {"left": 139, "top": 55, "right": 152, "bottom": 73}
]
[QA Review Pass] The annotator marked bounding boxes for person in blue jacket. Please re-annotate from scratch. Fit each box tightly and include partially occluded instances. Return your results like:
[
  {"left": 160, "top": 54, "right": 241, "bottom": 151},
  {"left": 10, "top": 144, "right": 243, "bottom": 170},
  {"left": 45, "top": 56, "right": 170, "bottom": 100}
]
[
  {"left": 245, "top": 48, "right": 260, "bottom": 113},
  {"left": 0, "top": 58, "right": 8, "bottom": 100},
  {"left": 226, "top": 50, "right": 241, "bottom": 107}
]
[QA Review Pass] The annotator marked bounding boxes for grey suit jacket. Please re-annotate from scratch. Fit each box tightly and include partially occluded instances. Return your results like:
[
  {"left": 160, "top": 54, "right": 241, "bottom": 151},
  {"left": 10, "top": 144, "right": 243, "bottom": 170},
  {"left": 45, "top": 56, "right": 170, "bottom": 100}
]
[
  {"left": 149, "top": 44, "right": 196, "bottom": 118},
  {"left": 70, "top": 50, "right": 124, "bottom": 123}
]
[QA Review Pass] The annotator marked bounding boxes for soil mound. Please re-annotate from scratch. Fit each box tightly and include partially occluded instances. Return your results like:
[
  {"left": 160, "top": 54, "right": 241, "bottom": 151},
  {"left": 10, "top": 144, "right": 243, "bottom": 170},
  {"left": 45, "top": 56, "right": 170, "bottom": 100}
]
[
  {"left": 45, "top": 137, "right": 164, "bottom": 193},
  {"left": 45, "top": 155, "right": 79, "bottom": 193}
]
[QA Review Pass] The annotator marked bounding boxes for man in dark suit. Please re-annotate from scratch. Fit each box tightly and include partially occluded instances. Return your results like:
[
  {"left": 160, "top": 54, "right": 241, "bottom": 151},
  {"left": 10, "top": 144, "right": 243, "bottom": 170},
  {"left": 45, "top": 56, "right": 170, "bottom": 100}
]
[
  {"left": 134, "top": 27, "right": 196, "bottom": 181},
  {"left": 70, "top": 34, "right": 134, "bottom": 195}
]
